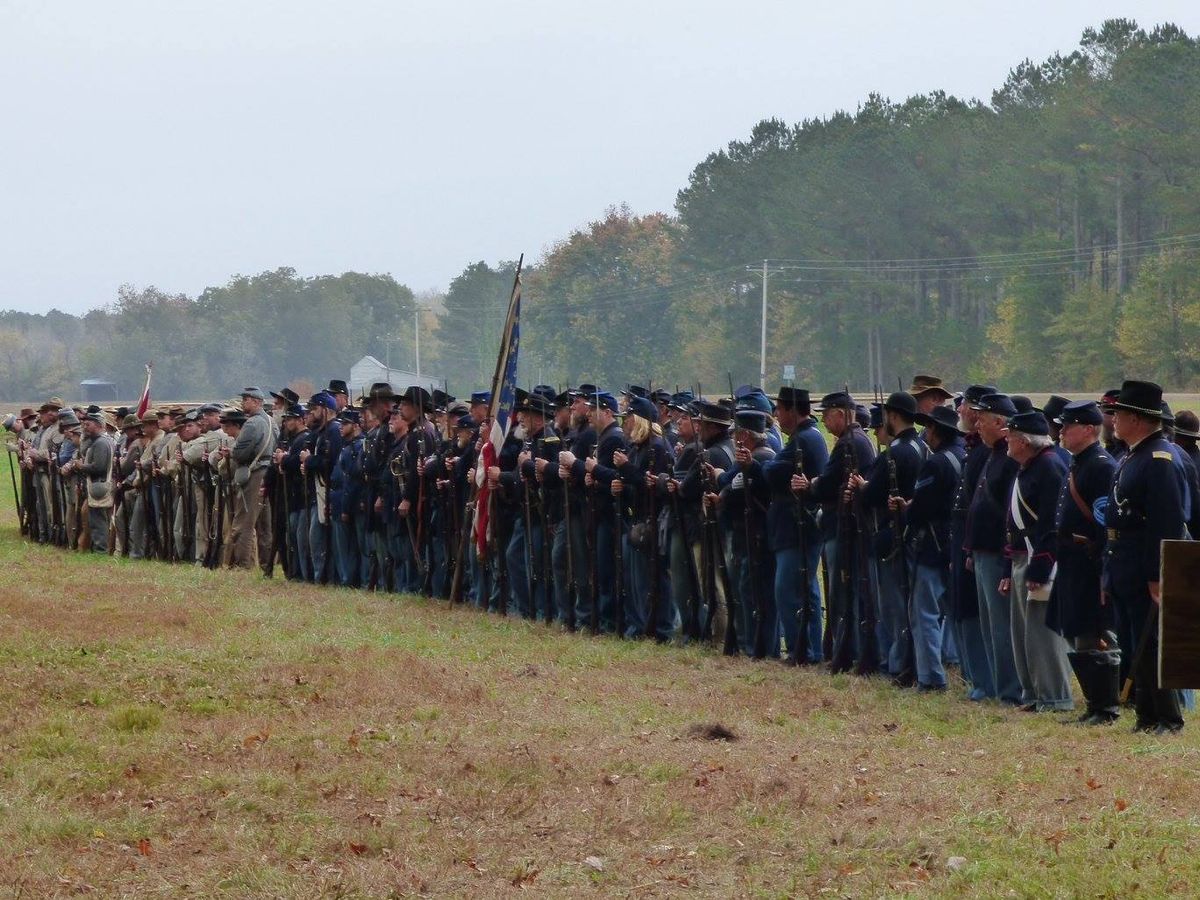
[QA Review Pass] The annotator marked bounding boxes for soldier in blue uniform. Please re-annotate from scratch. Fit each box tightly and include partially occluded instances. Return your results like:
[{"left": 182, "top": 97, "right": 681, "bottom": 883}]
[
  {"left": 1102, "top": 380, "right": 1185, "bottom": 734},
  {"left": 331, "top": 407, "right": 365, "bottom": 587},
  {"left": 898, "top": 405, "right": 966, "bottom": 691},
  {"left": 1051, "top": 400, "right": 1119, "bottom": 725},
  {"left": 849, "top": 391, "right": 926, "bottom": 682},
  {"left": 614, "top": 395, "right": 672, "bottom": 638},
  {"left": 796, "top": 391, "right": 875, "bottom": 673},
  {"left": 717, "top": 408, "right": 776, "bottom": 656},
  {"left": 302, "top": 391, "right": 342, "bottom": 584},
  {"left": 761, "top": 386, "right": 828, "bottom": 664},
  {"left": 362, "top": 383, "right": 397, "bottom": 590},
  {"left": 965, "top": 393, "right": 1022, "bottom": 705},
  {"left": 1004, "top": 410, "right": 1072, "bottom": 712},
  {"left": 579, "top": 391, "right": 629, "bottom": 632}
]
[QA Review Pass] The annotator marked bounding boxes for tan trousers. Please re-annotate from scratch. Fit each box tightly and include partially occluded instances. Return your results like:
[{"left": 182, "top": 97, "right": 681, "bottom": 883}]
[{"left": 229, "top": 468, "right": 265, "bottom": 569}]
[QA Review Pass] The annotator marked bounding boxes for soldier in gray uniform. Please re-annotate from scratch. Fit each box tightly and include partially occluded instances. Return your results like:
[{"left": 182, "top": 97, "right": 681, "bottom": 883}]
[
  {"left": 76, "top": 412, "right": 116, "bottom": 551},
  {"left": 221, "top": 388, "right": 277, "bottom": 569}
]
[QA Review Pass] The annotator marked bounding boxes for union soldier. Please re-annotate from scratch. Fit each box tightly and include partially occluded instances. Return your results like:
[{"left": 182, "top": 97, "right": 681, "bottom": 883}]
[
  {"left": 848, "top": 391, "right": 925, "bottom": 682},
  {"left": 1004, "top": 410, "right": 1073, "bottom": 712},
  {"left": 965, "top": 393, "right": 1022, "bottom": 705},
  {"left": 763, "top": 386, "right": 828, "bottom": 664},
  {"left": 897, "top": 405, "right": 967, "bottom": 691},
  {"left": 1102, "top": 380, "right": 1185, "bottom": 734},
  {"left": 1051, "top": 400, "right": 1119, "bottom": 725}
]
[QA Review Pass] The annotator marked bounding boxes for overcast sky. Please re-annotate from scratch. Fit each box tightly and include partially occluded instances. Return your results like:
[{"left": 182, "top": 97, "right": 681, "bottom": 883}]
[{"left": 2, "top": 1, "right": 1197, "bottom": 315}]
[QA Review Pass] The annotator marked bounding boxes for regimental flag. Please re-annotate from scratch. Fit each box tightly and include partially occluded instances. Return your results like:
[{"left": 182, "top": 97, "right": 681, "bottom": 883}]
[
  {"left": 135, "top": 363, "right": 153, "bottom": 419},
  {"left": 474, "top": 260, "right": 523, "bottom": 557}
]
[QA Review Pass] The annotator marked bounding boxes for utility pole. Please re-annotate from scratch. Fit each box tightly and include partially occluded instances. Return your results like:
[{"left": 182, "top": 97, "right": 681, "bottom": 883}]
[
  {"left": 414, "top": 305, "right": 421, "bottom": 380},
  {"left": 759, "top": 259, "right": 768, "bottom": 389}
]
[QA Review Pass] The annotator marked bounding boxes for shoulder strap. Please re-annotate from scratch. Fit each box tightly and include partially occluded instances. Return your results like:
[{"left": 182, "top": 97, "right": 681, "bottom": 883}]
[
  {"left": 1067, "top": 471, "right": 1094, "bottom": 523},
  {"left": 941, "top": 448, "right": 962, "bottom": 478}
]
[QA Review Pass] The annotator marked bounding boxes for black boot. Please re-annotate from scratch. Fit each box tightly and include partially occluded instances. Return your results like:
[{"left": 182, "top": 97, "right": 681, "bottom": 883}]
[
  {"left": 1067, "top": 651, "right": 1097, "bottom": 724},
  {"left": 1085, "top": 650, "right": 1121, "bottom": 726}
]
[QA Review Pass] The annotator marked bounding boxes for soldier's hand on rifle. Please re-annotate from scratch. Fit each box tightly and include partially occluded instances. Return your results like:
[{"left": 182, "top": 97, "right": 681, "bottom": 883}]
[
  {"left": 518, "top": 449, "right": 531, "bottom": 467},
  {"left": 341, "top": 512, "right": 350, "bottom": 523},
  {"left": 998, "top": 576, "right": 1011, "bottom": 595},
  {"left": 613, "top": 450, "right": 628, "bottom": 467},
  {"left": 299, "top": 448, "right": 310, "bottom": 463},
  {"left": 374, "top": 497, "right": 383, "bottom": 514},
  {"left": 416, "top": 456, "right": 425, "bottom": 476},
  {"left": 399, "top": 499, "right": 411, "bottom": 516},
  {"left": 584, "top": 456, "right": 597, "bottom": 474},
  {"left": 735, "top": 445, "right": 752, "bottom": 469},
  {"left": 559, "top": 450, "right": 576, "bottom": 468},
  {"left": 218, "top": 445, "right": 230, "bottom": 459},
  {"left": 887, "top": 495, "right": 910, "bottom": 512},
  {"left": 1149, "top": 581, "right": 1161, "bottom": 605},
  {"left": 644, "top": 471, "right": 657, "bottom": 490},
  {"left": 703, "top": 491, "right": 718, "bottom": 509},
  {"left": 790, "top": 473, "right": 809, "bottom": 494},
  {"left": 584, "top": 471, "right": 594, "bottom": 489},
  {"left": 487, "top": 465, "right": 500, "bottom": 487},
  {"left": 535, "top": 457, "right": 548, "bottom": 475},
  {"left": 272, "top": 448, "right": 285, "bottom": 465},
  {"left": 666, "top": 477, "right": 678, "bottom": 495},
  {"left": 176, "top": 448, "right": 184, "bottom": 463},
  {"left": 611, "top": 479, "right": 623, "bottom": 496},
  {"left": 848, "top": 472, "right": 866, "bottom": 490},
  {"left": 259, "top": 484, "right": 267, "bottom": 497},
  {"left": 1026, "top": 580, "right": 1044, "bottom": 594}
]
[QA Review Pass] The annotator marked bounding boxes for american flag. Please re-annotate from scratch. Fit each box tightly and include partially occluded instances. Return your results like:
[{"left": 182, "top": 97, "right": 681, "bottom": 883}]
[{"left": 474, "top": 262, "right": 522, "bottom": 557}]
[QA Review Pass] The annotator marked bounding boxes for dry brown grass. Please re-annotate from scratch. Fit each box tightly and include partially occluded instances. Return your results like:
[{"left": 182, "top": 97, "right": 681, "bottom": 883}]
[{"left": 1, "top": 512, "right": 1200, "bottom": 896}]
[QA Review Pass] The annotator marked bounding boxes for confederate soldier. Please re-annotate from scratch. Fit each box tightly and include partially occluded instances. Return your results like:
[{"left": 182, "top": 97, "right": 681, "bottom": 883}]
[
  {"left": 1004, "top": 410, "right": 1073, "bottom": 712},
  {"left": 221, "top": 388, "right": 277, "bottom": 569},
  {"left": 74, "top": 411, "right": 115, "bottom": 551},
  {"left": 1051, "top": 400, "right": 1119, "bottom": 725},
  {"left": 1103, "top": 380, "right": 1185, "bottom": 734}
]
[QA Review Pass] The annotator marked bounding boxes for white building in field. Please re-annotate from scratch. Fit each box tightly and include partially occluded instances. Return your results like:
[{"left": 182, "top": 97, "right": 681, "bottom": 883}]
[{"left": 347, "top": 356, "right": 444, "bottom": 400}]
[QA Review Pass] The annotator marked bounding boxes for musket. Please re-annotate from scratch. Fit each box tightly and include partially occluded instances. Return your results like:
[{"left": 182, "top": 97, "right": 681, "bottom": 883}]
[
  {"left": 850, "top": 426, "right": 879, "bottom": 677},
  {"left": 829, "top": 427, "right": 858, "bottom": 673},
  {"left": 887, "top": 446, "right": 916, "bottom": 686},
  {"left": 700, "top": 455, "right": 737, "bottom": 654},
  {"left": 48, "top": 456, "right": 63, "bottom": 546},
  {"left": 415, "top": 426, "right": 431, "bottom": 595},
  {"left": 613, "top": 471, "right": 626, "bottom": 638},
  {"left": 522, "top": 436, "right": 537, "bottom": 618},
  {"left": 562, "top": 477, "right": 578, "bottom": 631},
  {"left": 586, "top": 405, "right": 600, "bottom": 635},
  {"left": 6, "top": 445, "right": 23, "bottom": 535},
  {"left": 671, "top": 461, "right": 703, "bottom": 641},
  {"left": 538, "top": 469, "right": 551, "bottom": 622},
  {"left": 793, "top": 445, "right": 813, "bottom": 664},
  {"left": 643, "top": 451, "right": 661, "bottom": 640}
]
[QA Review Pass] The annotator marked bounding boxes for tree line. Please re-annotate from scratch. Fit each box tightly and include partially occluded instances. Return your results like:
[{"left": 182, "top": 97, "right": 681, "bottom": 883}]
[{"left": 2, "top": 19, "right": 1198, "bottom": 400}]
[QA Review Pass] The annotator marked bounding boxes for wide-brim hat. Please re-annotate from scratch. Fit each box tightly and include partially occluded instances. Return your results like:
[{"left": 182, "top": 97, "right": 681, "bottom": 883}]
[
  {"left": 39, "top": 397, "right": 65, "bottom": 412},
  {"left": 882, "top": 391, "right": 918, "bottom": 418},
  {"left": 139, "top": 414, "right": 159, "bottom": 426},
  {"left": 693, "top": 399, "right": 732, "bottom": 426},
  {"left": 367, "top": 382, "right": 397, "bottom": 402},
  {"left": 400, "top": 386, "right": 433, "bottom": 412},
  {"left": 327, "top": 379, "right": 349, "bottom": 396},
  {"left": 771, "top": 386, "right": 809, "bottom": 409},
  {"left": 1042, "top": 395, "right": 1070, "bottom": 422},
  {"left": 915, "top": 405, "right": 965, "bottom": 435},
  {"left": 1102, "top": 379, "right": 1165, "bottom": 418},
  {"left": 270, "top": 387, "right": 300, "bottom": 405},
  {"left": 620, "top": 384, "right": 648, "bottom": 399},
  {"left": 18, "top": 407, "right": 36, "bottom": 420},
  {"left": 220, "top": 410, "right": 247, "bottom": 425},
  {"left": 908, "top": 375, "right": 953, "bottom": 399},
  {"left": 119, "top": 414, "right": 141, "bottom": 431},
  {"left": 524, "top": 395, "right": 555, "bottom": 419},
  {"left": 1173, "top": 410, "right": 1200, "bottom": 438}
]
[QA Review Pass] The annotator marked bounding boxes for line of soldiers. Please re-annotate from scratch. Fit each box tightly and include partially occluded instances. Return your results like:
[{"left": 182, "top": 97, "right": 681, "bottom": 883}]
[{"left": 5, "top": 375, "right": 1189, "bottom": 734}]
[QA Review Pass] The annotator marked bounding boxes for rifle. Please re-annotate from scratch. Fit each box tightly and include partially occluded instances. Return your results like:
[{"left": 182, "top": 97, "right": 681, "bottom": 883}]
[
  {"left": 700, "top": 457, "right": 737, "bottom": 654},
  {"left": 538, "top": 475, "right": 551, "bottom": 622},
  {"left": 613, "top": 472, "right": 626, "bottom": 638},
  {"left": 562, "top": 478, "right": 578, "bottom": 631},
  {"left": 206, "top": 468, "right": 225, "bottom": 568},
  {"left": 490, "top": 490, "right": 507, "bottom": 615},
  {"left": 671, "top": 477, "right": 704, "bottom": 641},
  {"left": 586, "top": 424, "right": 600, "bottom": 635},
  {"left": 6, "top": 446, "right": 23, "bottom": 535},
  {"left": 829, "top": 429, "right": 858, "bottom": 674},
  {"left": 887, "top": 448, "right": 916, "bottom": 686},
  {"left": 416, "top": 428, "right": 431, "bottom": 595},
  {"left": 522, "top": 437, "right": 537, "bottom": 618},
  {"left": 48, "top": 457, "right": 63, "bottom": 546},
  {"left": 850, "top": 429, "right": 879, "bottom": 677},
  {"left": 793, "top": 445, "right": 812, "bottom": 664},
  {"left": 644, "top": 452, "right": 661, "bottom": 640},
  {"left": 744, "top": 449, "right": 765, "bottom": 659}
]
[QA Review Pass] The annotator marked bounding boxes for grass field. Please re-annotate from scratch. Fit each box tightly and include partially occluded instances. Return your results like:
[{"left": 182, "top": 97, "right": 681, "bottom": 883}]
[{"left": 1, "top": 457, "right": 1200, "bottom": 897}]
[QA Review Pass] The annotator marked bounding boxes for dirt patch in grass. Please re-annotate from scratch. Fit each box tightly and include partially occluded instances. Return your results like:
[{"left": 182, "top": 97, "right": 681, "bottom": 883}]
[{"left": 0, "top": 525, "right": 1199, "bottom": 896}]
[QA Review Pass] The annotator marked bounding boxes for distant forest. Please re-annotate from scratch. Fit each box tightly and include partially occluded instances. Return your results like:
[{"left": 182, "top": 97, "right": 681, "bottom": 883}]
[{"left": 3, "top": 19, "right": 1199, "bottom": 400}]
